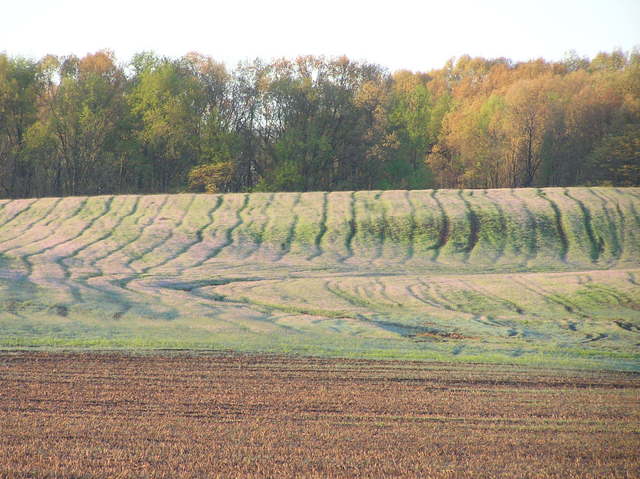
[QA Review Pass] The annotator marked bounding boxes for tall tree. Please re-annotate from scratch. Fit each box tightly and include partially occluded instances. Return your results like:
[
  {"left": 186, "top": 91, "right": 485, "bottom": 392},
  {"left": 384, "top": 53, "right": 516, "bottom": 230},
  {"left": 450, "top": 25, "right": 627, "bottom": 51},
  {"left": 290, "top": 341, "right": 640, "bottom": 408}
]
[
  {"left": 0, "top": 55, "right": 41, "bottom": 197},
  {"left": 502, "top": 77, "right": 553, "bottom": 186},
  {"left": 30, "top": 51, "right": 129, "bottom": 195},
  {"left": 129, "top": 54, "right": 204, "bottom": 192},
  {"left": 385, "top": 71, "right": 434, "bottom": 188}
]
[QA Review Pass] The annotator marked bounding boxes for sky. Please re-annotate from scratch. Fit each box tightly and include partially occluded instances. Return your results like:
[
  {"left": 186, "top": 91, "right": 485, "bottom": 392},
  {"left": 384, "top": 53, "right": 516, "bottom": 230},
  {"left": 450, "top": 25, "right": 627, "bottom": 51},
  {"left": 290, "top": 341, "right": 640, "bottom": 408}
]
[{"left": 2, "top": 0, "right": 640, "bottom": 72}]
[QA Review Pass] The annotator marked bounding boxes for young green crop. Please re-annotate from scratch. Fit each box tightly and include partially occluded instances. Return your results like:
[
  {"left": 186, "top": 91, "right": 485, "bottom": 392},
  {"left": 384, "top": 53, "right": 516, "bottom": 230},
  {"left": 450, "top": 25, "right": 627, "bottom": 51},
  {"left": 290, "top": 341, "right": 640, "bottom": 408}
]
[{"left": 0, "top": 187, "right": 638, "bottom": 370}]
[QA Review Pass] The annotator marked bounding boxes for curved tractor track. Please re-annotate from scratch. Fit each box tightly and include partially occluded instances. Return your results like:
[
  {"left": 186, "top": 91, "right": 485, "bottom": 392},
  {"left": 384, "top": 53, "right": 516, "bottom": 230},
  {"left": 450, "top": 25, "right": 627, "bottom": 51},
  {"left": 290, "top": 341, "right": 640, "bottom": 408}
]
[{"left": 0, "top": 187, "right": 639, "bottom": 370}]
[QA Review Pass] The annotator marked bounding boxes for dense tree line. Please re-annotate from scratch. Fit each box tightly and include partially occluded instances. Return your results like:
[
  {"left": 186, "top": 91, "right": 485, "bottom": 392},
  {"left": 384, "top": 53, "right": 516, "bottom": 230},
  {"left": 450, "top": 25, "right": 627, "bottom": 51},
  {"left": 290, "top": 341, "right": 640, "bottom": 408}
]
[{"left": 0, "top": 49, "right": 638, "bottom": 198}]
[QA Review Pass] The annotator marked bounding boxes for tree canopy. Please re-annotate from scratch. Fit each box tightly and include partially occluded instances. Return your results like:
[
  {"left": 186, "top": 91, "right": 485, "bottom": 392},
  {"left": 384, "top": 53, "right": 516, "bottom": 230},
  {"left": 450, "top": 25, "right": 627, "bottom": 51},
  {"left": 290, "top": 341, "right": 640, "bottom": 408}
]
[{"left": 1, "top": 49, "right": 638, "bottom": 198}]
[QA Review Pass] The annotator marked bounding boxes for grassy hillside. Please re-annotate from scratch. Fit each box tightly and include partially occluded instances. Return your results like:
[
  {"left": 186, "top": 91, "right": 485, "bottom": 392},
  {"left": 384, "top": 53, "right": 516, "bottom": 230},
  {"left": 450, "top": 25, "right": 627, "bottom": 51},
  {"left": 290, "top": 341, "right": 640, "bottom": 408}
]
[{"left": 0, "top": 187, "right": 639, "bottom": 370}]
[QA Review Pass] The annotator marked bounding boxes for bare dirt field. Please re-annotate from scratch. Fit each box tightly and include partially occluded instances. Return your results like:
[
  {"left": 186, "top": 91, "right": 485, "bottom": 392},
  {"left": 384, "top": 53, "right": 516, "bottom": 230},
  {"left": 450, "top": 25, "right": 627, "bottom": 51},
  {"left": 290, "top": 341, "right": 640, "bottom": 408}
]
[{"left": 0, "top": 352, "right": 638, "bottom": 478}]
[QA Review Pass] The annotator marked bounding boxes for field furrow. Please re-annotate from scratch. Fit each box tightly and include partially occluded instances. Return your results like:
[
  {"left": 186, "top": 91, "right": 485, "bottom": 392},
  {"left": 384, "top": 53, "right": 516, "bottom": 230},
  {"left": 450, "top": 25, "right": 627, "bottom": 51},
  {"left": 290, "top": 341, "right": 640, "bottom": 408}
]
[
  {"left": 564, "top": 188, "right": 602, "bottom": 263},
  {"left": 457, "top": 190, "right": 480, "bottom": 263},
  {"left": 0, "top": 197, "right": 63, "bottom": 249},
  {"left": 129, "top": 194, "right": 197, "bottom": 273},
  {"left": 0, "top": 198, "right": 38, "bottom": 231},
  {"left": 199, "top": 193, "right": 249, "bottom": 263},
  {"left": 304, "top": 191, "right": 328, "bottom": 260},
  {"left": 535, "top": 188, "right": 569, "bottom": 262},
  {"left": 95, "top": 195, "right": 169, "bottom": 275},
  {"left": 407, "top": 189, "right": 446, "bottom": 263}
]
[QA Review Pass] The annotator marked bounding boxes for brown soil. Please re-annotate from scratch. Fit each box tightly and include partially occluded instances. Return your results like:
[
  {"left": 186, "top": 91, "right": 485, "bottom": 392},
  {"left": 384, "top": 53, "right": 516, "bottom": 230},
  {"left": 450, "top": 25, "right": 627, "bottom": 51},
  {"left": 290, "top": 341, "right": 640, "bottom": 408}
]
[{"left": 0, "top": 352, "right": 638, "bottom": 478}]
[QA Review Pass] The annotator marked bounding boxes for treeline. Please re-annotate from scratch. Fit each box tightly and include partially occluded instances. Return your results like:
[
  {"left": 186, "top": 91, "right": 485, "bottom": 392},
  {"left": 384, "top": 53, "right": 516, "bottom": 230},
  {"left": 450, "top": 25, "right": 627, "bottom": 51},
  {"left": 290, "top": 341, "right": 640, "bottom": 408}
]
[{"left": 0, "top": 49, "right": 638, "bottom": 198}]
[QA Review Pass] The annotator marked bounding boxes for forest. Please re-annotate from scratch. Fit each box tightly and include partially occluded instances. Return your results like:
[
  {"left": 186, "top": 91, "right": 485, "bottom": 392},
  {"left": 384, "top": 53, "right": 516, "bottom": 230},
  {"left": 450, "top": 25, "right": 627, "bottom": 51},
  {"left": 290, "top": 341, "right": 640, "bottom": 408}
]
[{"left": 0, "top": 48, "right": 638, "bottom": 198}]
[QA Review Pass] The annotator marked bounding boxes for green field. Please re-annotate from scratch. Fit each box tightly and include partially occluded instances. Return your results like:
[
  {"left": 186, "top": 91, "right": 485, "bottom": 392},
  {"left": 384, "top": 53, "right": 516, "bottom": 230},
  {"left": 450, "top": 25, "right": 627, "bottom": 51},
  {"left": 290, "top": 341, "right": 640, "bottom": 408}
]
[{"left": 0, "top": 187, "right": 639, "bottom": 370}]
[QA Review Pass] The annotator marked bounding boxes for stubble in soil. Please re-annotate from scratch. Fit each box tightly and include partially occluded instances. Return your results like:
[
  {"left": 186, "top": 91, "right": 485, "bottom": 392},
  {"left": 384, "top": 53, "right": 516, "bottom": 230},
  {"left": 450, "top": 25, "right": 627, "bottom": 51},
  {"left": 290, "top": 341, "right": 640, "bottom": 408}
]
[{"left": 0, "top": 352, "right": 638, "bottom": 478}]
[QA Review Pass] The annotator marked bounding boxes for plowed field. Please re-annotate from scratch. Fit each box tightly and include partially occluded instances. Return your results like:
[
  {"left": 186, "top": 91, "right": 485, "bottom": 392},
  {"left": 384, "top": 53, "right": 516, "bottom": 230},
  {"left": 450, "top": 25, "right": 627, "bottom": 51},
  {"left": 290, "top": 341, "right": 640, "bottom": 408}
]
[{"left": 0, "top": 352, "right": 638, "bottom": 478}]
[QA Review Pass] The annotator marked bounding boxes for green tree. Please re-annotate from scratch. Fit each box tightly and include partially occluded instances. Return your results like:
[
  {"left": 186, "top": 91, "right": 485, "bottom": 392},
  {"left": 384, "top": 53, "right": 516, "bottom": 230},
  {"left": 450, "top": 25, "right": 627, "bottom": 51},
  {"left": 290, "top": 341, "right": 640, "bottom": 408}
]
[
  {"left": 129, "top": 55, "right": 202, "bottom": 192},
  {"left": 385, "top": 71, "right": 434, "bottom": 188},
  {"left": 0, "top": 55, "right": 41, "bottom": 197},
  {"left": 31, "top": 51, "right": 129, "bottom": 195},
  {"left": 589, "top": 125, "right": 640, "bottom": 185},
  {"left": 503, "top": 77, "right": 553, "bottom": 186},
  {"left": 240, "top": 56, "right": 393, "bottom": 191}
]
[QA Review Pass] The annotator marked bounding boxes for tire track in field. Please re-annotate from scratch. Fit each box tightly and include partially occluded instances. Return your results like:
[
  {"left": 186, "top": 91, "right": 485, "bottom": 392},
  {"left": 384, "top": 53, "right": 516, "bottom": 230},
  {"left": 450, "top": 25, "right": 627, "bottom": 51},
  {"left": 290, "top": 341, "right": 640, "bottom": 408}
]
[
  {"left": 307, "top": 192, "right": 328, "bottom": 261},
  {"left": 458, "top": 279, "right": 526, "bottom": 316},
  {"left": 25, "top": 197, "right": 114, "bottom": 302},
  {"left": 405, "top": 284, "right": 447, "bottom": 309},
  {"left": 198, "top": 277, "right": 331, "bottom": 322},
  {"left": 0, "top": 198, "right": 63, "bottom": 249},
  {"left": 165, "top": 286, "right": 282, "bottom": 333},
  {"left": 471, "top": 314, "right": 512, "bottom": 329},
  {"left": 94, "top": 196, "right": 169, "bottom": 275},
  {"left": 510, "top": 189, "right": 537, "bottom": 263},
  {"left": 589, "top": 189, "right": 622, "bottom": 264},
  {"left": 358, "top": 282, "right": 377, "bottom": 304},
  {"left": 241, "top": 193, "right": 275, "bottom": 259},
  {"left": 80, "top": 196, "right": 144, "bottom": 278},
  {"left": 5, "top": 198, "right": 90, "bottom": 279},
  {"left": 509, "top": 276, "right": 590, "bottom": 319},
  {"left": 458, "top": 190, "right": 479, "bottom": 262},
  {"left": 129, "top": 195, "right": 197, "bottom": 275},
  {"left": 430, "top": 190, "right": 450, "bottom": 262},
  {"left": 274, "top": 193, "right": 301, "bottom": 261},
  {"left": 63, "top": 197, "right": 136, "bottom": 271},
  {"left": 373, "top": 277, "right": 402, "bottom": 307},
  {"left": 425, "top": 280, "right": 507, "bottom": 321},
  {"left": 154, "top": 195, "right": 224, "bottom": 274},
  {"left": 583, "top": 283, "right": 638, "bottom": 309},
  {"left": 484, "top": 189, "right": 507, "bottom": 263},
  {"left": 0, "top": 198, "right": 38, "bottom": 231},
  {"left": 422, "top": 280, "right": 470, "bottom": 315},
  {"left": 536, "top": 189, "right": 568, "bottom": 262},
  {"left": 564, "top": 188, "right": 602, "bottom": 263},
  {"left": 372, "top": 192, "right": 386, "bottom": 262},
  {"left": 324, "top": 280, "right": 374, "bottom": 312},
  {"left": 1, "top": 198, "right": 81, "bottom": 256},
  {"left": 202, "top": 193, "right": 250, "bottom": 261},
  {"left": 404, "top": 190, "right": 416, "bottom": 263},
  {"left": 576, "top": 274, "right": 593, "bottom": 285},
  {"left": 340, "top": 191, "right": 357, "bottom": 263},
  {"left": 416, "top": 279, "right": 456, "bottom": 312}
]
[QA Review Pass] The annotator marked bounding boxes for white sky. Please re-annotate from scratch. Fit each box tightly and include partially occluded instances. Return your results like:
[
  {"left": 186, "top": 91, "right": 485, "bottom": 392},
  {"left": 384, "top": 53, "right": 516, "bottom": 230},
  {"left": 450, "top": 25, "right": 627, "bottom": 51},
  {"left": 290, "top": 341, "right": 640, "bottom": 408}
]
[{"left": 2, "top": 0, "right": 640, "bottom": 72}]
